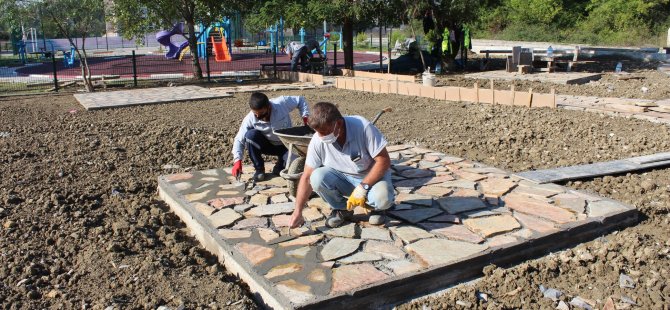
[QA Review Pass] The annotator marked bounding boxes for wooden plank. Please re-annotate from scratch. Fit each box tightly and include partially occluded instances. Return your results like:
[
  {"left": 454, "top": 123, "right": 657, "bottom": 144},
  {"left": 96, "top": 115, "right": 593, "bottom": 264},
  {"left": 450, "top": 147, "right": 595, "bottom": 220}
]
[
  {"left": 531, "top": 93, "right": 555, "bottom": 108},
  {"left": 478, "top": 88, "right": 494, "bottom": 104},
  {"left": 494, "top": 90, "right": 514, "bottom": 105},
  {"left": 345, "top": 78, "right": 355, "bottom": 91},
  {"left": 514, "top": 153, "right": 670, "bottom": 184},
  {"left": 445, "top": 86, "right": 460, "bottom": 102},
  {"left": 605, "top": 103, "right": 647, "bottom": 113},
  {"left": 420, "top": 86, "right": 435, "bottom": 98},
  {"left": 433, "top": 87, "right": 447, "bottom": 100},
  {"left": 407, "top": 83, "right": 422, "bottom": 97},
  {"left": 627, "top": 152, "right": 670, "bottom": 165},
  {"left": 514, "top": 90, "right": 532, "bottom": 107},
  {"left": 459, "top": 86, "right": 478, "bottom": 103},
  {"left": 380, "top": 81, "right": 390, "bottom": 94}
]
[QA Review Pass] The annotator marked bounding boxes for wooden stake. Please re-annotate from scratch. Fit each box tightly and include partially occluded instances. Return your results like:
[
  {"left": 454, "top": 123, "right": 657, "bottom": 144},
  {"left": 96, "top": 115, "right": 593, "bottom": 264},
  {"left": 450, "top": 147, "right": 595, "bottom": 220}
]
[
  {"left": 474, "top": 83, "right": 479, "bottom": 104},
  {"left": 551, "top": 88, "right": 556, "bottom": 108},
  {"left": 528, "top": 88, "right": 533, "bottom": 107},
  {"left": 490, "top": 79, "right": 495, "bottom": 104}
]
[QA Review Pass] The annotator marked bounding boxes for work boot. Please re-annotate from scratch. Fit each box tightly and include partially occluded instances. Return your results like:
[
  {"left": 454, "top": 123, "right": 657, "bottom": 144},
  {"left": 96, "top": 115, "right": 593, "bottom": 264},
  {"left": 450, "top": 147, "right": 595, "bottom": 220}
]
[
  {"left": 326, "top": 209, "right": 353, "bottom": 228},
  {"left": 368, "top": 210, "right": 386, "bottom": 226},
  {"left": 253, "top": 170, "right": 266, "bottom": 182}
]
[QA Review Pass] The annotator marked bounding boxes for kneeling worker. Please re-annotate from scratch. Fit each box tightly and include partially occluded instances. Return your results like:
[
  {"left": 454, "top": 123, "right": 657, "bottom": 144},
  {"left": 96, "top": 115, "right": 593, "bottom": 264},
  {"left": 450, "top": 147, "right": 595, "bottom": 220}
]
[
  {"left": 231, "top": 92, "right": 310, "bottom": 181},
  {"left": 289, "top": 102, "right": 394, "bottom": 228}
]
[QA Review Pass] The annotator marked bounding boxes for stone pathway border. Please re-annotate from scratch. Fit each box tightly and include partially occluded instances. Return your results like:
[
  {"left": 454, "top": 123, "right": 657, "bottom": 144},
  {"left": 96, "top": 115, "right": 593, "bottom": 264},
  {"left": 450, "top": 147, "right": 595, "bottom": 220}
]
[{"left": 74, "top": 85, "right": 232, "bottom": 110}]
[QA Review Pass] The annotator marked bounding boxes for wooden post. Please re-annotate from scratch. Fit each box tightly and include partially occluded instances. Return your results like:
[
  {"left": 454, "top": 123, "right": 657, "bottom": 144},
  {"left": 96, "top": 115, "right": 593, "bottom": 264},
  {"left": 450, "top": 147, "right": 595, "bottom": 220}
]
[
  {"left": 528, "top": 88, "right": 533, "bottom": 107},
  {"left": 551, "top": 88, "right": 556, "bottom": 108},
  {"left": 511, "top": 85, "right": 515, "bottom": 104},
  {"left": 490, "top": 79, "right": 495, "bottom": 105},
  {"left": 474, "top": 83, "right": 479, "bottom": 104}
]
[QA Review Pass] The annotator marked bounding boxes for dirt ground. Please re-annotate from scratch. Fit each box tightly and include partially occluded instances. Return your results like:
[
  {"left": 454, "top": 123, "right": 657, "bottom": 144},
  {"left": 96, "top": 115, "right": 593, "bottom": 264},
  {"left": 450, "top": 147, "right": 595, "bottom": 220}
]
[
  {"left": 1, "top": 76, "right": 669, "bottom": 309},
  {"left": 436, "top": 60, "right": 670, "bottom": 100}
]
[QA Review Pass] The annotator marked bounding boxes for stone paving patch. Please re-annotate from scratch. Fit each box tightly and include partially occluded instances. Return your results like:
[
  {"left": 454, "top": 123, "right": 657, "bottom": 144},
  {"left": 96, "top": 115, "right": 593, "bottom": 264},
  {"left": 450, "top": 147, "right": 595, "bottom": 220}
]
[
  {"left": 158, "top": 145, "right": 637, "bottom": 309},
  {"left": 74, "top": 85, "right": 232, "bottom": 110}
]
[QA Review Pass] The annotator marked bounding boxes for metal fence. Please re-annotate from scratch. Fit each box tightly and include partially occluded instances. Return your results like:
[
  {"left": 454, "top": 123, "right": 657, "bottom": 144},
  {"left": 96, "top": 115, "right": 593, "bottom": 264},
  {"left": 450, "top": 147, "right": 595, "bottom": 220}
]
[{"left": 0, "top": 38, "right": 382, "bottom": 96}]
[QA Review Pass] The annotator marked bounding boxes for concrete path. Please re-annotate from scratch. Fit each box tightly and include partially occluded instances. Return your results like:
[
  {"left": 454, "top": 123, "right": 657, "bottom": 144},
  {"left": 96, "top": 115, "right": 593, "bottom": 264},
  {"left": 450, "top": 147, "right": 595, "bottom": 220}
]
[{"left": 73, "top": 85, "right": 232, "bottom": 110}]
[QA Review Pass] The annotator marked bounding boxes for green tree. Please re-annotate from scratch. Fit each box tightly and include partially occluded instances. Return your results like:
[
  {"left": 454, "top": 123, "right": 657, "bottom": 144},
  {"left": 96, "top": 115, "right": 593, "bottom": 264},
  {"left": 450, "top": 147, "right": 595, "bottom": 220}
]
[{"left": 111, "top": 0, "right": 247, "bottom": 79}]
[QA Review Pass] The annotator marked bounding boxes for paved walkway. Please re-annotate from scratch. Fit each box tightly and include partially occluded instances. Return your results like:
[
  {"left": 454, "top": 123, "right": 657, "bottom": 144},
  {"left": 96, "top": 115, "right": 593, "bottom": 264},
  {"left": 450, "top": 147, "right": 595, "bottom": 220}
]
[
  {"left": 158, "top": 145, "right": 636, "bottom": 309},
  {"left": 558, "top": 95, "right": 670, "bottom": 125},
  {"left": 73, "top": 85, "right": 232, "bottom": 110}
]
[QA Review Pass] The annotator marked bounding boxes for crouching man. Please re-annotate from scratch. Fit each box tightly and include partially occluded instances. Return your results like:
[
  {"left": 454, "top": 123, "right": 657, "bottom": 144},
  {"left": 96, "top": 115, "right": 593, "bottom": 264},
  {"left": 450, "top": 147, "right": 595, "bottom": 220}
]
[{"left": 289, "top": 102, "right": 394, "bottom": 228}]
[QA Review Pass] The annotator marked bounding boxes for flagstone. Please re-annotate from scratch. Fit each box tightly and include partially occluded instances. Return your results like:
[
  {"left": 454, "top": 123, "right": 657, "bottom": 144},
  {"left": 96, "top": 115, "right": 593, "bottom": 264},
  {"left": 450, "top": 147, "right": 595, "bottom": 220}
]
[
  {"left": 464, "top": 167, "right": 509, "bottom": 175},
  {"left": 553, "top": 193, "right": 587, "bottom": 214},
  {"left": 308, "top": 268, "right": 327, "bottom": 283},
  {"left": 440, "top": 156, "right": 465, "bottom": 164},
  {"left": 430, "top": 166, "right": 449, "bottom": 172},
  {"left": 485, "top": 196, "right": 500, "bottom": 206},
  {"left": 479, "top": 178, "right": 517, "bottom": 197},
  {"left": 424, "top": 175, "right": 457, "bottom": 185},
  {"left": 331, "top": 263, "right": 389, "bottom": 294},
  {"left": 338, "top": 252, "right": 383, "bottom": 264},
  {"left": 256, "top": 176, "right": 287, "bottom": 187},
  {"left": 320, "top": 238, "right": 363, "bottom": 261},
  {"left": 360, "top": 227, "right": 392, "bottom": 241},
  {"left": 250, "top": 194, "right": 270, "bottom": 206},
  {"left": 390, "top": 226, "right": 434, "bottom": 243},
  {"left": 396, "top": 193, "right": 433, "bottom": 207},
  {"left": 209, "top": 196, "right": 245, "bottom": 209},
  {"left": 166, "top": 172, "right": 193, "bottom": 182},
  {"left": 405, "top": 238, "right": 488, "bottom": 267},
  {"left": 399, "top": 168, "right": 436, "bottom": 179},
  {"left": 503, "top": 193, "right": 575, "bottom": 224},
  {"left": 260, "top": 187, "right": 289, "bottom": 195},
  {"left": 233, "top": 204, "right": 254, "bottom": 213},
  {"left": 276, "top": 279, "right": 313, "bottom": 305},
  {"left": 364, "top": 240, "right": 407, "bottom": 259},
  {"left": 386, "top": 260, "right": 423, "bottom": 275},
  {"left": 193, "top": 202, "right": 215, "bottom": 216},
  {"left": 419, "top": 222, "right": 485, "bottom": 244},
  {"left": 272, "top": 214, "right": 292, "bottom": 227},
  {"left": 319, "top": 223, "right": 357, "bottom": 238},
  {"left": 218, "top": 229, "right": 252, "bottom": 239},
  {"left": 513, "top": 228, "right": 535, "bottom": 239},
  {"left": 393, "top": 203, "right": 414, "bottom": 210},
  {"left": 461, "top": 209, "right": 499, "bottom": 218},
  {"left": 393, "top": 177, "right": 433, "bottom": 188},
  {"left": 389, "top": 208, "right": 443, "bottom": 224},
  {"left": 415, "top": 186, "right": 453, "bottom": 197},
  {"left": 200, "top": 169, "right": 222, "bottom": 176},
  {"left": 437, "top": 197, "right": 488, "bottom": 214},
  {"left": 232, "top": 217, "right": 268, "bottom": 230},
  {"left": 512, "top": 212, "right": 558, "bottom": 234},
  {"left": 434, "top": 180, "right": 478, "bottom": 190},
  {"left": 302, "top": 207, "right": 325, "bottom": 221},
  {"left": 587, "top": 200, "right": 630, "bottom": 217},
  {"left": 244, "top": 202, "right": 294, "bottom": 217},
  {"left": 265, "top": 263, "right": 303, "bottom": 279},
  {"left": 173, "top": 182, "right": 192, "bottom": 191},
  {"left": 423, "top": 155, "right": 441, "bottom": 162},
  {"left": 450, "top": 188, "right": 482, "bottom": 197},
  {"left": 453, "top": 170, "right": 488, "bottom": 182},
  {"left": 278, "top": 234, "right": 324, "bottom": 247},
  {"left": 208, "top": 208, "right": 242, "bottom": 228},
  {"left": 387, "top": 145, "right": 413, "bottom": 152},
  {"left": 418, "top": 161, "right": 442, "bottom": 169},
  {"left": 257, "top": 228, "right": 280, "bottom": 242},
  {"left": 236, "top": 242, "right": 274, "bottom": 266},
  {"left": 270, "top": 194, "right": 290, "bottom": 204},
  {"left": 426, "top": 214, "right": 461, "bottom": 223},
  {"left": 185, "top": 191, "right": 210, "bottom": 202},
  {"left": 285, "top": 246, "right": 312, "bottom": 259},
  {"left": 463, "top": 214, "right": 521, "bottom": 238}
]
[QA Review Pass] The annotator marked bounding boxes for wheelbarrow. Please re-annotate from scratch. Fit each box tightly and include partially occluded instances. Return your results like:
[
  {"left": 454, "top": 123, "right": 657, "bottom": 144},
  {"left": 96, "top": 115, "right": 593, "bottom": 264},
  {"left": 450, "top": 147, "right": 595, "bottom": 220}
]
[{"left": 274, "top": 108, "right": 392, "bottom": 197}]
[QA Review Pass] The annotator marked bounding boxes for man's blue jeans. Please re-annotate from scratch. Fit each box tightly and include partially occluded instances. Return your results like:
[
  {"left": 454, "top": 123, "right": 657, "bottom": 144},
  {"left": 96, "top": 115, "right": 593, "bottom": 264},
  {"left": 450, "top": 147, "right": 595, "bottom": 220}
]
[{"left": 310, "top": 167, "right": 395, "bottom": 211}]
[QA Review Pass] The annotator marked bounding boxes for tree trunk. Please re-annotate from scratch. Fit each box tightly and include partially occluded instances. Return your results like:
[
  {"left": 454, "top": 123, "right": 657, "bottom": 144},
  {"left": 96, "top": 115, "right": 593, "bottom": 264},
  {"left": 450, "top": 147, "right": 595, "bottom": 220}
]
[
  {"left": 342, "top": 18, "right": 354, "bottom": 69},
  {"left": 72, "top": 37, "right": 94, "bottom": 92},
  {"left": 186, "top": 21, "right": 203, "bottom": 79}
]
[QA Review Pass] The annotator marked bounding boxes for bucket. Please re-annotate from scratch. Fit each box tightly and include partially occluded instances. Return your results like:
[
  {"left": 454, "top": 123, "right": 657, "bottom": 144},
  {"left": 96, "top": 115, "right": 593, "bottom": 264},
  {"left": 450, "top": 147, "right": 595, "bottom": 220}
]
[{"left": 422, "top": 72, "right": 435, "bottom": 87}]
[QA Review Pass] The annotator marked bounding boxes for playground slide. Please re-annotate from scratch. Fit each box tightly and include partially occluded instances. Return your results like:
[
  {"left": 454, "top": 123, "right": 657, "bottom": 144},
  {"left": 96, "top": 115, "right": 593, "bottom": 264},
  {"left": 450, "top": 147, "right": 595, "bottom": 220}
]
[
  {"left": 211, "top": 36, "right": 231, "bottom": 62},
  {"left": 156, "top": 23, "right": 188, "bottom": 59}
]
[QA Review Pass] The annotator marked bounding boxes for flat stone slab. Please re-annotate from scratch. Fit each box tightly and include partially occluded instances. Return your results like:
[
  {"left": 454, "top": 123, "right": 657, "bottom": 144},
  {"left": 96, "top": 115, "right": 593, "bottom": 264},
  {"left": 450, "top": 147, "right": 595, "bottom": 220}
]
[
  {"left": 158, "top": 145, "right": 637, "bottom": 309},
  {"left": 74, "top": 85, "right": 232, "bottom": 110}
]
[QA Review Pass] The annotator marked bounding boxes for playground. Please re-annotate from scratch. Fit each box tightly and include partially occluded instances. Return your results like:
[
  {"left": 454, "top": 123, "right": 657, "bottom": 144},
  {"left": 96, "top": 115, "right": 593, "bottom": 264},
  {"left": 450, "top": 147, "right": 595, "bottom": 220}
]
[{"left": 12, "top": 51, "right": 380, "bottom": 78}]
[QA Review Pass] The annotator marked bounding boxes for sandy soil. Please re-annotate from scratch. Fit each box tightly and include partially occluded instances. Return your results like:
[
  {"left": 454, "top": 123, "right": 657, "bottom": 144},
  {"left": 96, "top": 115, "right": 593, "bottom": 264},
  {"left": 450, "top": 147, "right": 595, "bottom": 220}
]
[{"left": 1, "top": 81, "right": 669, "bottom": 308}]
